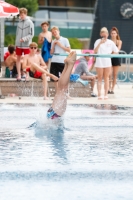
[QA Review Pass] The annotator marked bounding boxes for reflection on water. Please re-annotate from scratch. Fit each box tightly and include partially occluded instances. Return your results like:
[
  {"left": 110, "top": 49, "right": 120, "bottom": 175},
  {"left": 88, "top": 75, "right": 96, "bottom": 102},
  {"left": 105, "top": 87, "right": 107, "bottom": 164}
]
[{"left": 0, "top": 104, "right": 133, "bottom": 200}]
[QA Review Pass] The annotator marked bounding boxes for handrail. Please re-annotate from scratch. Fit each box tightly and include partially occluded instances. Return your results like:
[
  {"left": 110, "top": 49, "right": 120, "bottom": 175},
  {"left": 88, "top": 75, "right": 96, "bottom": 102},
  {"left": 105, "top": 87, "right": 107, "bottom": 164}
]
[
  {"left": 53, "top": 51, "right": 131, "bottom": 82},
  {"left": 53, "top": 53, "right": 133, "bottom": 58},
  {"left": 127, "top": 51, "right": 133, "bottom": 82}
]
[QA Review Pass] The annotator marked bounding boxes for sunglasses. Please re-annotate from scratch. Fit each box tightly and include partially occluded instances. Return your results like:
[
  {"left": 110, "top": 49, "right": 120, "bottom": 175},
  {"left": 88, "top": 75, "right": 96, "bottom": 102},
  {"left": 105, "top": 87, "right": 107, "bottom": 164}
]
[{"left": 30, "top": 47, "right": 37, "bottom": 49}]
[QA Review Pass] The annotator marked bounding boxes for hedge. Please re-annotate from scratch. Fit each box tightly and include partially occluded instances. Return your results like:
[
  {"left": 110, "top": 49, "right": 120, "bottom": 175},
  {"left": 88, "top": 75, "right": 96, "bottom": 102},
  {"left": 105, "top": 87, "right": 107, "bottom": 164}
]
[{"left": 4, "top": 35, "right": 83, "bottom": 49}]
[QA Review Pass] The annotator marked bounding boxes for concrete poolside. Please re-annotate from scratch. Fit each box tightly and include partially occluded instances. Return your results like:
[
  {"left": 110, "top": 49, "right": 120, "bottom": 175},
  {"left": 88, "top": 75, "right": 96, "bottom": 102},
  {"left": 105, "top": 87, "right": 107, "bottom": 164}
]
[{"left": 0, "top": 83, "right": 133, "bottom": 107}]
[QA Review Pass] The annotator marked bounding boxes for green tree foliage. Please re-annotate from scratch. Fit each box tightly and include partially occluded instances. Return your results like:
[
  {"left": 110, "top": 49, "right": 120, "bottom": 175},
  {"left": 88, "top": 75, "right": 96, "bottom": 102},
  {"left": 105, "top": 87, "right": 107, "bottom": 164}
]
[
  {"left": 6, "top": 0, "right": 38, "bottom": 16},
  {"left": 4, "top": 35, "right": 15, "bottom": 47},
  {"left": 68, "top": 38, "right": 83, "bottom": 49}
]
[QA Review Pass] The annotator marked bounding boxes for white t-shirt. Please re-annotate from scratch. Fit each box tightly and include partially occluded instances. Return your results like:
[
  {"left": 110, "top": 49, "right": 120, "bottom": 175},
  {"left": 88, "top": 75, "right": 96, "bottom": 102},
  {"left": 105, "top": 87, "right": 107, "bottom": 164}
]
[
  {"left": 51, "top": 36, "right": 70, "bottom": 63},
  {"left": 94, "top": 39, "right": 119, "bottom": 68}
]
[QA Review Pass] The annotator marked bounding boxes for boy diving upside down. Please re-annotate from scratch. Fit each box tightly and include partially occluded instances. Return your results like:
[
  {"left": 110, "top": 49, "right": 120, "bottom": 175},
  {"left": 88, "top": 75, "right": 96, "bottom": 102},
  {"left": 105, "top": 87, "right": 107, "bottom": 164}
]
[{"left": 47, "top": 51, "right": 77, "bottom": 119}]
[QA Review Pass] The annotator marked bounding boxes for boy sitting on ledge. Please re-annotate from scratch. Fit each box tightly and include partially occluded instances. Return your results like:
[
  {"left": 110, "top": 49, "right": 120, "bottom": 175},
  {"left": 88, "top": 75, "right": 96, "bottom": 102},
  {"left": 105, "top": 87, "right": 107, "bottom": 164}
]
[
  {"left": 22, "top": 42, "right": 58, "bottom": 100},
  {"left": 4, "top": 45, "right": 17, "bottom": 78}
]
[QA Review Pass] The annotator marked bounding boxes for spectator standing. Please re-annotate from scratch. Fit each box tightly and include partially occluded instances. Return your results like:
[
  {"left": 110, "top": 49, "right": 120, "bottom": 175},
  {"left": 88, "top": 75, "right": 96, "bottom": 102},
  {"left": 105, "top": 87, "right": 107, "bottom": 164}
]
[
  {"left": 15, "top": 8, "right": 34, "bottom": 81},
  {"left": 109, "top": 27, "right": 122, "bottom": 94},
  {"left": 38, "top": 22, "right": 52, "bottom": 68},
  {"left": 94, "top": 27, "right": 119, "bottom": 100},
  {"left": 74, "top": 53, "right": 97, "bottom": 97},
  {"left": 50, "top": 26, "right": 71, "bottom": 92}
]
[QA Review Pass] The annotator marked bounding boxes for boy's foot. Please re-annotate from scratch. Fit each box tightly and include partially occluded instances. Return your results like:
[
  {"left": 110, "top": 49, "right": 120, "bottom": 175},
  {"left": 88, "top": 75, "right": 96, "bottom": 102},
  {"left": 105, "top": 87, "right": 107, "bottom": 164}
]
[
  {"left": 16, "top": 78, "right": 21, "bottom": 82},
  {"left": 43, "top": 96, "right": 49, "bottom": 100},
  {"left": 66, "top": 94, "right": 73, "bottom": 100},
  {"left": 65, "top": 51, "right": 77, "bottom": 64},
  {"left": 50, "top": 74, "right": 58, "bottom": 81},
  {"left": 64, "top": 51, "right": 72, "bottom": 63}
]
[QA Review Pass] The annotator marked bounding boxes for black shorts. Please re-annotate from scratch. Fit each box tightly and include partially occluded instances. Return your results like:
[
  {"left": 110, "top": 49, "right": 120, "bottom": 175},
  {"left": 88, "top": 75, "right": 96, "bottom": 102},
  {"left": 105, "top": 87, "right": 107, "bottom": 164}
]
[
  {"left": 12, "top": 65, "right": 17, "bottom": 78},
  {"left": 111, "top": 58, "right": 121, "bottom": 66},
  {"left": 29, "top": 70, "right": 34, "bottom": 78},
  {"left": 50, "top": 62, "right": 65, "bottom": 81}
]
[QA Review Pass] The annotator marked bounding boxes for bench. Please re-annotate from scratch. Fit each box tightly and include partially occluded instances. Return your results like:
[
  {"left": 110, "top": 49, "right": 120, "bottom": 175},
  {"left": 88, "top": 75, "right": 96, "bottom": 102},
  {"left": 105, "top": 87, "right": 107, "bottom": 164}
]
[{"left": 0, "top": 78, "right": 91, "bottom": 97}]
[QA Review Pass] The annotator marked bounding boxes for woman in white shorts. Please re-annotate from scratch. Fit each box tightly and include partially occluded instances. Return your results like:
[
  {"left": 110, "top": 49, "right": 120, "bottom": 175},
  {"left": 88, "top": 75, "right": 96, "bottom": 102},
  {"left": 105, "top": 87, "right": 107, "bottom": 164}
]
[{"left": 94, "top": 27, "right": 119, "bottom": 100}]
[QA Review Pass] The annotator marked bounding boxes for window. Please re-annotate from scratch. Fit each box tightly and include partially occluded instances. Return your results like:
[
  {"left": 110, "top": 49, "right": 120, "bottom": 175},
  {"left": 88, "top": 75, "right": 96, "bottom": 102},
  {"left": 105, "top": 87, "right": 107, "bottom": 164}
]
[
  {"left": 38, "top": 0, "right": 45, "bottom": 6},
  {"left": 34, "top": 10, "right": 49, "bottom": 26},
  {"left": 48, "top": 0, "right": 66, "bottom": 6},
  {"left": 50, "top": 11, "right": 68, "bottom": 28},
  {"left": 66, "top": 0, "right": 95, "bottom": 7},
  {"left": 67, "top": 11, "right": 94, "bottom": 28}
]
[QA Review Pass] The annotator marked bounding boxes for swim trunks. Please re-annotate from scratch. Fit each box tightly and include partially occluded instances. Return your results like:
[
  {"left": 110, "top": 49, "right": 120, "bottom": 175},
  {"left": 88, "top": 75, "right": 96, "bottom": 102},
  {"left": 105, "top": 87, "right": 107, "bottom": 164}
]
[
  {"left": 26, "top": 68, "right": 42, "bottom": 79},
  {"left": 50, "top": 62, "right": 65, "bottom": 81},
  {"left": 47, "top": 107, "right": 60, "bottom": 119}
]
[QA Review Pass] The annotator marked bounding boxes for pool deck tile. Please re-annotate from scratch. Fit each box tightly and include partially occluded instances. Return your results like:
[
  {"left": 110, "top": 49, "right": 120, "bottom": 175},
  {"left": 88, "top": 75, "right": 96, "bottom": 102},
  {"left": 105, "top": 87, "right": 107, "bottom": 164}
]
[{"left": 0, "top": 83, "right": 133, "bottom": 107}]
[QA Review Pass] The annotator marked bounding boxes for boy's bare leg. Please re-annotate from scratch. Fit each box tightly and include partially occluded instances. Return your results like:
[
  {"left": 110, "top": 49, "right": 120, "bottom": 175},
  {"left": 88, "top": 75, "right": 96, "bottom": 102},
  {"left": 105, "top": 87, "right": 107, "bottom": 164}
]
[
  {"left": 80, "top": 75, "right": 95, "bottom": 92},
  {"left": 41, "top": 74, "right": 49, "bottom": 100},
  {"left": 16, "top": 56, "right": 21, "bottom": 80},
  {"left": 54, "top": 81, "right": 58, "bottom": 93},
  {"left": 47, "top": 58, "right": 51, "bottom": 70},
  {"left": 30, "top": 62, "right": 58, "bottom": 81},
  {"left": 58, "top": 51, "right": 76, "bottom": 90},
  {"left": 52, "top": 51, "right": 76, "bottom": 116},
  {"left": 53, "top": 53, "right": 73, "bottom": 93}
]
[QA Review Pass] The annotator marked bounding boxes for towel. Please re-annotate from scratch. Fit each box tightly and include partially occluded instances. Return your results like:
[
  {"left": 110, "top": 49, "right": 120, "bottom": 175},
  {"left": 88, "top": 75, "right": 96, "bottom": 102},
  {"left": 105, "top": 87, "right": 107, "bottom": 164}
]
[
  {"left": 70, "top": 74, "right": 80, "bottom": 82},
  {"left": 41, "top": 38, "right": 52, "bottom": 62}
]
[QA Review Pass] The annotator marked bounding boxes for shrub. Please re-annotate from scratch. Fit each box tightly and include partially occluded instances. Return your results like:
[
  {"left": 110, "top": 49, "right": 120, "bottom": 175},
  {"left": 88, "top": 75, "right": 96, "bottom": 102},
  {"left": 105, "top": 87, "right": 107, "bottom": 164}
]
[
  {"left": 68, "top": 38, "right": 83, "bottom": 49},
  {"left": 5, "top": 35, "right": 83, "bottom": 49}
]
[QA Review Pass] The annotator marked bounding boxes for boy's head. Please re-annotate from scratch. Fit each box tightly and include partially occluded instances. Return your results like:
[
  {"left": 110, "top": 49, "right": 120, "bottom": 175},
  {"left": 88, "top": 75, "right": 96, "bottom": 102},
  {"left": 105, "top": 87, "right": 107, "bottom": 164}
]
[
  {"left": 84, "top": 52, "right": 90, "bottom": 61},
  {"left": 41, "top": 21, "right": 49, "bottom": 32},
  {"left": 29, "top": 42, "right": 38, "bottom": 51},
  {"left": 8, "top": 45, "right": 15, "bottom": 54},
  {"left": 50, "top": 26, "right": 60, "bottom": 38},
  {"left": 19, "top": 8, "right": 27, "bottom": 20}
]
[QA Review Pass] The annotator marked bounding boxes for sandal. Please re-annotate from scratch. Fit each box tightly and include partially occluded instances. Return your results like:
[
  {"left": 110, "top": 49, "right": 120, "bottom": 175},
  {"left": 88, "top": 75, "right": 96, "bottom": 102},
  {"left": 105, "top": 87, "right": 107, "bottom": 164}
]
[
  {"left": 0, "top": 95, "right": 5, "bottom": 99},
  {"left": 16, "top": 78, "right": 21, "bottom": 82},
  {"left": 110, "top": 91, "right": 114, "bottom": 94},
  {"left": 91, "top": 93, "right": 97, "bottom": 97}
]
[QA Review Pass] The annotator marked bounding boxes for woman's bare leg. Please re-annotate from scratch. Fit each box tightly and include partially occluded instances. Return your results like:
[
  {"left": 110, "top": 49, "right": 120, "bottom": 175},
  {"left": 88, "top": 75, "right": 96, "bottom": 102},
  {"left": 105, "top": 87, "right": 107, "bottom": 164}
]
[
  {"left": 109, "top": 67, "right": 113, "bottom": 92},
  {"left": 96, "top": 68, "right": 103, "bottom": 98},
  {"left": 103, "top": 67, "right": 111, "bottom": 97},
  {"left": 112, "top": 66, "right": 119, "bottom": 92}
]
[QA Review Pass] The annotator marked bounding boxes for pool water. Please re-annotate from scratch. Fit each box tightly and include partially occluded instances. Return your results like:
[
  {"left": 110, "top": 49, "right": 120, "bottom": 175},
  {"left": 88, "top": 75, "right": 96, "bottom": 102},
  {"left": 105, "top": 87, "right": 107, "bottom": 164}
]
[{"left": 0, "top": 104, "right": 133, "bottom": 200}]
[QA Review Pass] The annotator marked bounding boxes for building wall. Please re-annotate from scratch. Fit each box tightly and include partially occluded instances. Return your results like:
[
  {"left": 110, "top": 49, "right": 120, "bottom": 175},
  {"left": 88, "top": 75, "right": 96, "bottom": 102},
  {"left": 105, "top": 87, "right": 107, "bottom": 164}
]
[
  {"left": 5, "top": 0, "right": 96, "bottom": 39},
  {"left": 90, "top": 0, "right": 133, "bottom": 53},
  {"left": 34, "top": 0, "right": 96, "bottom": 38},
  {"left": 5, "top": 26, "right": 92, "bottom": 38}
]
